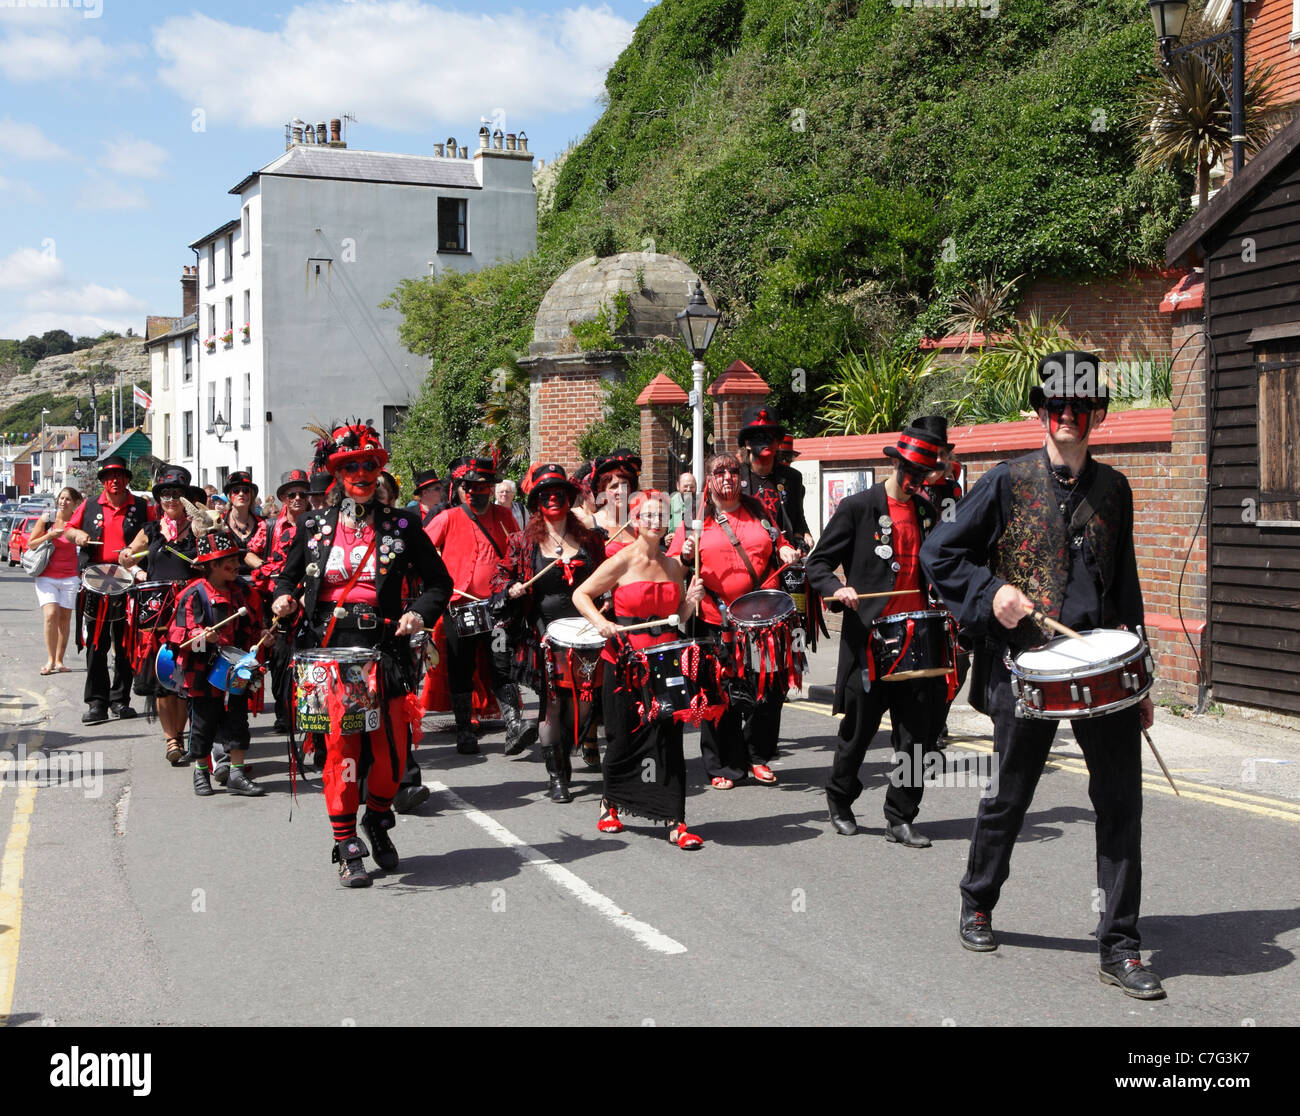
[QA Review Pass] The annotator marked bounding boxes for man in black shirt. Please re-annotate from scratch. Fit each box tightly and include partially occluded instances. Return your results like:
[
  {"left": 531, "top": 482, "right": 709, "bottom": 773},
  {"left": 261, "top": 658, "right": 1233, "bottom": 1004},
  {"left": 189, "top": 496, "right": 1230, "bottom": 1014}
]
[
  {"left": 920, "top": 350, "right": 1163, "bottom": 1000},
  {"left": 736, "top": 405, "right": 800, "bottom": 545}
]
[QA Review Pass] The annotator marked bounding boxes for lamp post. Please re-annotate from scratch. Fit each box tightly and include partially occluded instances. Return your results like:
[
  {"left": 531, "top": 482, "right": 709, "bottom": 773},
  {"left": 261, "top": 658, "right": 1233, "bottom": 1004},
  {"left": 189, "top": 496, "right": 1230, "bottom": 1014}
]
[
  {"left": 674, "top": 280, "right": 720, "bottom": 498},
  {"left": 213, "top": 411, "right": 238, "bottom": 470},
  {"left": 1148, "top": 0, "right": 1247, "bottom": 175},
  {"left": 39, "top": 408, "right": 51, "bottom": 493}
]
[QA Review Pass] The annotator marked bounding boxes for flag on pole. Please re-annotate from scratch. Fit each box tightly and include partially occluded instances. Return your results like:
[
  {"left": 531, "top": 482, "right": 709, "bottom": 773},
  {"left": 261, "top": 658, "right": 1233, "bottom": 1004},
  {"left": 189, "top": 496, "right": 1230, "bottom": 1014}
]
[{"left": 133, "top": 384, "right": 152, "bottom": 410}]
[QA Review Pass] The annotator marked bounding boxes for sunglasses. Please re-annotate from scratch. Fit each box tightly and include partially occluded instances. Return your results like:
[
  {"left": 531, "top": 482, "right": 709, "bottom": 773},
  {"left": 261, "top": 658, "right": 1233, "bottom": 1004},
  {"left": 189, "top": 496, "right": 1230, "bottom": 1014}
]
[
  {"left": 637, "top": 512, "right": 666, "bottom": 523},
  {"left": 540, "top": 490, "right": 569, "bottom": 503},
  {"left": 283, "top": 490, "right": 309, "bottom": 501},
  {"left": 228, "top": 486, "right": 253, "bottom": 496},
  {"left": 158, "top": 489, "right": 185, "bottom": 500},
  {"left": 340, "top": 459, "right": 382, "bottom": 475},
  {"left": 1043, "top": 397, "right": 1104, "bottom": 415}
]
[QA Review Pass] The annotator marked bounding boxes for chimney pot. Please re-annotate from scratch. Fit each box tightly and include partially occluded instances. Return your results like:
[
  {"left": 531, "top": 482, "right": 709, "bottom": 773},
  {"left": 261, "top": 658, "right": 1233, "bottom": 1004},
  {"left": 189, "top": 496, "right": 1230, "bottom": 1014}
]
[
  {"left": 434, "top": 142, "right": 444, "bottom": 157},
  {"left": 330, "top": 118, "right": 342, "bottom": 143},
  {"left": 492, "top": 128, "right": 504, "bottom": 150},
  {"left": 505, "top": 132, "right": 516, "bottom": 151},
  {"left": 518, "top": 131, "right": 528, "bottom": 152}
]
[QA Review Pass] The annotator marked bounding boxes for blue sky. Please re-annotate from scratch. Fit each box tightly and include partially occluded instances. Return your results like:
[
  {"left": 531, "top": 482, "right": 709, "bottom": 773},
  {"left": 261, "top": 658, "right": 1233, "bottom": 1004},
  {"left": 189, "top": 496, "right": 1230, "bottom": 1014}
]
[{"left": 0, "top": 0, "right": 649, "bottom": 341}]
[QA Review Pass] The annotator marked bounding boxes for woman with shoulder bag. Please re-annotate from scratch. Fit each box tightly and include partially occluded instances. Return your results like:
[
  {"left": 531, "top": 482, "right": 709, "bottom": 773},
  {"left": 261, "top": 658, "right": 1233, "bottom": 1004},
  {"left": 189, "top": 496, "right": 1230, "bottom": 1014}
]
[{"left": 28, "top": 487, "right": 83, "bottom": 675}]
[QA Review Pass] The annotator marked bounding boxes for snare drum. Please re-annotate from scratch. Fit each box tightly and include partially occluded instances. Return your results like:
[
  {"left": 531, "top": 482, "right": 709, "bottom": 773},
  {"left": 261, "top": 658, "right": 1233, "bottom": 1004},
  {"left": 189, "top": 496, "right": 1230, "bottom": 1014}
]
[
  {"left": 80, "top": 562, "right": 133, "bottom": 646},
  {"left": 869, "top": 609, "right": 956, "bottom": 682},
  {"left": 1007, "top": 629, "right": 1154, "bottom": 720},
  {"left": 208, "top": 646, "right": 262, "bottom": 695},
  {"left": 635, "top": 639, "right": 725, "bottom": 726},
  {"left": 449, "top": 599, "right": 493, "bottom": 637},
  {"left": 542, "top": 616, "right": 605, "bottom": 700},
  {"left": 126, "top": 579, "right": 177, "bottom": 670},
  {"left": 723, "top": 589, "right": 802, "bottom": 698},
  {"left": 291, "top": 647, "right": 383, "bottom": 734}
]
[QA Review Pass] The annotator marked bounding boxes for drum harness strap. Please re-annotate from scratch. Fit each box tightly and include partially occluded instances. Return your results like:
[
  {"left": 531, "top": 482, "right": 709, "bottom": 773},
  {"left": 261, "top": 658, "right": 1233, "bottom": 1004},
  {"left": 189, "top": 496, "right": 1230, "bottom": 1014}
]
[
  {"left": 320, "top": 535, "right": 378, "bottom": 647},
  {"left": 459, "top": 504, "right": 506, "bottom": 559}
]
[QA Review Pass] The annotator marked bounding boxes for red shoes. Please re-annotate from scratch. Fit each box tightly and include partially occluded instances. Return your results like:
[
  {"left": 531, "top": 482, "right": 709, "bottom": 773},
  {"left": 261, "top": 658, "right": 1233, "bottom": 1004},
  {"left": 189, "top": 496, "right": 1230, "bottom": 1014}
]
[
  {"left": 751, "top": 764, "right": 778, "bottom": 785},
  {"left": 668, "top": 823, "right": 703, "bottom": 850},
  {"left": 597, "top": 805, "right": 624, "bottom": 833}
]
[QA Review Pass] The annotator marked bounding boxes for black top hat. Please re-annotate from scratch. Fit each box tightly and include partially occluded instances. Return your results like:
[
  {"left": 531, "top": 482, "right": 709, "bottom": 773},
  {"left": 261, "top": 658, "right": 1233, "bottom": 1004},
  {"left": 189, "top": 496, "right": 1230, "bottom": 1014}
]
[
  {"left": 525, "top": 463, "right": 579, "bottom": 512},
  {"left": 1029, "top": 350, "right": 1110, "bottom": 409},
  {"left": 152, "top": 464, "right": 206, "bottom": 503},
  {"left": 738, "top": 404, "right": 784, "bottom": 447},
  {"left": 910, "top": 415, "right": 954, "bottom": 451},
  {"left": 277, "top": 469, "right": 311, "bottom": 499},
  {"left": 223, "top": 470, "right": 258, "bottom": 496},
  {"left": 592, "top": 449, "right": 642, "bottom": 491},
  {"left": 97, "top": 455, "right": 131, "bottom": 480},
  {"left": 413, "top": 468, "right": 441, "bottom": 494},
  {"left": 309, "top": 470, "right": 333, "bottom": 496},
  {"left": 449, "top": 457, "right": 496, "bottom": 486},
  {"left": 883, "top": 426, "right": 946, "bottom": 473},
  {"left": 194, "top": 528, "right": 241, "bottom": 564}
]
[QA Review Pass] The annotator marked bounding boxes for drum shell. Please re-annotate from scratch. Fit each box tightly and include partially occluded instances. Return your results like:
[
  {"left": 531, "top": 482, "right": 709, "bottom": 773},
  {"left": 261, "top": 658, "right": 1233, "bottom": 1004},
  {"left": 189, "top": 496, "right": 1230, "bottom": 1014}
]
[
  {"left": 208, "top": 646, "right": 259, "bottom": 695},
  {"left": 291, "top": 648, "right": 383, "bottom": 733},
  {"left": 635, "top": 639, "right": 724, "bottom": 724},
  {"left": 869, "top": 609, "right": 955, "bottom": 682},
  {"left": 542, "top": 618, "right": 605, "bottom": 698},
  {"left": 449, "top": 599, "right": 493, "bottom": 637},
  {"left": 1007, "top": 630, "right": 1154, "bottom": 720}
]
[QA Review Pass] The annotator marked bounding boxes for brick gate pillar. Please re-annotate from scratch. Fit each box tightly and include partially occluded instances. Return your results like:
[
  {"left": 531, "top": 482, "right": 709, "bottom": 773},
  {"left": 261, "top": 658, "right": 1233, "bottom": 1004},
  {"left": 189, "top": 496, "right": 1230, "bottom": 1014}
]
[
  {"left": 636, "top": 373, "right": 688, "bottom": 492},
  {"left": 707, "top": 360, "right": 769, "bottom": 456}
]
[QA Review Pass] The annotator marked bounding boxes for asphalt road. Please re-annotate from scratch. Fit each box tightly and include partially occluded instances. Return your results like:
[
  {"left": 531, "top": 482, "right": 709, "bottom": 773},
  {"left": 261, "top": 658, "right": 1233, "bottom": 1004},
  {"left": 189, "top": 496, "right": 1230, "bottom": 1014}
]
[{"left": 1, "top": 564, "right": 1297, "bottom": 1032}]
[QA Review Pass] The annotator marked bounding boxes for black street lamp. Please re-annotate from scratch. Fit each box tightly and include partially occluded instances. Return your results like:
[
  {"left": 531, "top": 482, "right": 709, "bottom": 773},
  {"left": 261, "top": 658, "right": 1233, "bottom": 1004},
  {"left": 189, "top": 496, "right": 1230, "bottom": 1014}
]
[
  {"left": 674, "top": 280, "right": 720, "bottom": 490},
  {"left": 1148, "top": 0, "right": 1247, "bottom": 175}
]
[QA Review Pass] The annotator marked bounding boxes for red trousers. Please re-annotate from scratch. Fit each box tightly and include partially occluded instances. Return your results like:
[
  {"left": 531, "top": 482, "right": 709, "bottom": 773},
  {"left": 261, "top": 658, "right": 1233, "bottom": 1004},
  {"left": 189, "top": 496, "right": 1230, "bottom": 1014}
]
[{"left": 320, "top": 693, "right": 423, "bottom": 841}]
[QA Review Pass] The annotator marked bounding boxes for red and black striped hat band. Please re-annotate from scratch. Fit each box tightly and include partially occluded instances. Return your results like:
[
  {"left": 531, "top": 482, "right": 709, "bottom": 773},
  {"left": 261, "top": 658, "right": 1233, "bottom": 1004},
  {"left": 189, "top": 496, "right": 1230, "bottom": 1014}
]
[{"left": 893, "top": 432, "right": 942, "bottom": 470}]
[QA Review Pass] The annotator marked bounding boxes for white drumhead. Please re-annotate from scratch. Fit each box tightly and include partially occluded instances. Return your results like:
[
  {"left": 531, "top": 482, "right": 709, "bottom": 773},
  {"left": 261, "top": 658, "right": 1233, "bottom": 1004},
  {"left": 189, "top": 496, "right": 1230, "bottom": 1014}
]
[
  {"left": 545, "top": 615, "right": 606, "bottom": 649},
  {"left": 1016, "top": 628, "right": 1141, "bottom": 671}
]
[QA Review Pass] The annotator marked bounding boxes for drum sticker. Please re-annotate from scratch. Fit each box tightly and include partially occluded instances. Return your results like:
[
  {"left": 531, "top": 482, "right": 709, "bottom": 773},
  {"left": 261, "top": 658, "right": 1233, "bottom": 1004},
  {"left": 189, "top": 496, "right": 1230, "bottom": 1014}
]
[
  {"left": 364, "top": 708, "right": 381, "bottom": 733},
  {"left": 875, "top": 545, "right": 893, "bottom": 559},
  {"left": 312, "top": 667, "right": 327, "bottom": 682}
]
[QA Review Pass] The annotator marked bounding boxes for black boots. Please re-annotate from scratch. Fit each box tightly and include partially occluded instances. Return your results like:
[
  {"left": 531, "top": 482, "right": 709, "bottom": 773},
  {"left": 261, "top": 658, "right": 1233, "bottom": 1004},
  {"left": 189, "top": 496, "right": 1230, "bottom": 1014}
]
[
  {"left": 332, "top": 836, "right": 372, "bottom": 888},
  {"left": 541, "top": 744, "right": 572, "bottom": 803},
  {"left": 361, "top": 809, "right": 399, "bottom": 870},
  {"left": 498, "top": 683, "right": 537, "bottom": 755},
  {"left": 452, "top": 693, "right": 479, "bottom": 754}
]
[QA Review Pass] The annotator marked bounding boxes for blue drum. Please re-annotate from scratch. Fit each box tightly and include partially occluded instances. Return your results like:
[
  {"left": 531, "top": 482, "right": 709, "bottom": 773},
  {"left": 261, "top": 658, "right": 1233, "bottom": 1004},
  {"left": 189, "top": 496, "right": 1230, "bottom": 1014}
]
[
  {"left": 155, "top": 644, "right": 179, "bottom": 692},
  {"left": 207, "top": 647, "right": 261, "bottom": 694}
]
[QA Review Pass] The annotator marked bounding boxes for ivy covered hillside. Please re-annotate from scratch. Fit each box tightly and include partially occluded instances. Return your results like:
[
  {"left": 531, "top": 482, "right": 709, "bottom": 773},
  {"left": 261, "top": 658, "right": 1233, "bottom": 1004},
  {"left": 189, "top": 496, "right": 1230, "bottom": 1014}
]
[{"left": 387, "top": 0, "right": 1192, "bottom": 478}]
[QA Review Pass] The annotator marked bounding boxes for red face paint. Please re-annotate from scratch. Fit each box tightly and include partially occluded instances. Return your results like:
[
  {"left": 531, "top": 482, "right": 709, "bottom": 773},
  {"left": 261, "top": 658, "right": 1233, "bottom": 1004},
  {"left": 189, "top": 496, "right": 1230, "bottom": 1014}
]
[
  {"left": 1048, "top": 407, "right": 1091, "bottom": 438},
  {"left": 103, "top": 474, "right": 128, "bottom": 497}
]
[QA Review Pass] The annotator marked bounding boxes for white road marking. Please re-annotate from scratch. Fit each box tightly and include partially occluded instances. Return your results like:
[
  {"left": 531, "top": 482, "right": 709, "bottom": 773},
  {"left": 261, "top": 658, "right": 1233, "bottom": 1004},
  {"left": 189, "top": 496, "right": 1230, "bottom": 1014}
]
[
  {"left": 428, "top": 781, "right": 687, "bottom": 956},
  {"left": 114, "top": 784, "right": 131, "bottom": 837}
]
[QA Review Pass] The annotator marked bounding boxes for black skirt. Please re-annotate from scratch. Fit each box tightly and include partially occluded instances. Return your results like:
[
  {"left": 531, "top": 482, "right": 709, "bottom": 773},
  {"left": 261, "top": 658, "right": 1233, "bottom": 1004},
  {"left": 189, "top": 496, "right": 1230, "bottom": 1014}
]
[{"left": 600, "top": 668, "right": 686, "bottom": 823}]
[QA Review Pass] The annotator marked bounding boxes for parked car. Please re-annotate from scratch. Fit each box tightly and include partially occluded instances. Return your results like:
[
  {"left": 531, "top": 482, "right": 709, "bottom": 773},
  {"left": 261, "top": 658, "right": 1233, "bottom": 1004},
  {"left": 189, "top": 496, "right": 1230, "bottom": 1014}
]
[
  {"left": 7, "top": 514, "right": 40, "bottom": 566},
  {"left": 0, "top": 513, "right": 16, "bottom": 555}
]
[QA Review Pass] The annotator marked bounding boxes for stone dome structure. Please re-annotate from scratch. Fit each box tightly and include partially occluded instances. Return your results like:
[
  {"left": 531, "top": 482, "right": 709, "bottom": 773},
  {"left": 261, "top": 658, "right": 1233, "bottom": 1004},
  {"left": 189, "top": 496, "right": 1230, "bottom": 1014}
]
[{"left": 529, "top": 252, "right": 715, "bottom": 356}]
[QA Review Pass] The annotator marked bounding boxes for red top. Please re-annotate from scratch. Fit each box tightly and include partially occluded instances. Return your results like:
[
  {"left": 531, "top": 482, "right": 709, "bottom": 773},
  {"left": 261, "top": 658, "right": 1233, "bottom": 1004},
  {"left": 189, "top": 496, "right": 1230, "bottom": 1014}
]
[
  {"left": 35, "top": 516, "right": 79, "bottom": 578},
  {"left": 68, "top": 493, "right": 154, "bottom": 562},
  {"left": 603, "top": 580, "right": 682, "bottom": 663},
  {"left": 880, "top": 496, "right": 925, "bottom": 618},
  {"left": 427, "top": 503, "right": 514, "bottom": 601},
  {"left": 668, "top": 506, "right": 772, "bottom": 625},
  {"left": 320, "top": 519, "right": 379, "bottom": 605}
]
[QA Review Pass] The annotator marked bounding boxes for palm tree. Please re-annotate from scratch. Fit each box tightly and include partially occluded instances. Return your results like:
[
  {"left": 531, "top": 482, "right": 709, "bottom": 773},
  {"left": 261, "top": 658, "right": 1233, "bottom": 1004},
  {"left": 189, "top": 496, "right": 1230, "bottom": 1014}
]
[
  {"left": 1131, "top": 39, "right": 1277, "bottom": 209},
  {"left": 940, "top": 271, "right": 1024, "bottom": 347}
]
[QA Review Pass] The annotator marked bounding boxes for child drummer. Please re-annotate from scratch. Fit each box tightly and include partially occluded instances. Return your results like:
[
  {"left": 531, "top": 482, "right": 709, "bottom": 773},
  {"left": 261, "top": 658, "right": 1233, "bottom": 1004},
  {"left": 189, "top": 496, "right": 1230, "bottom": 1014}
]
[{"left": 166, "top": 527, "right": 267, "bottom": 797}]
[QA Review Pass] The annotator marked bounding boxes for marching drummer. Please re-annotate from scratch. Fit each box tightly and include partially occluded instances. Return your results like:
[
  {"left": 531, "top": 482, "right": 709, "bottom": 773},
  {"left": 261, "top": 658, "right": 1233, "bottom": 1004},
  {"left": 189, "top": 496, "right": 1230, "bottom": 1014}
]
[
  {"left": 165, "top": 526, "right": 267, "bottom": 797},
  {"left": 119, "top": 464, "right": 208, "bottom": 768},
  {"left": 667, "top": 451, "right": 801, "bottom": 789},
  {"left": 920, "top": 350, "right": 1161, "bottom": 999},
  {"left": 425, "top": 456, "right": 530, "bottom": 756},
  {"left": 806, "top": 425, "right": 948, "bottom": 848},
  {"left": 62, "top": 454, "right": 156, "bottom": 726},
  {"left": 492, "top": 463, "right": 607, "bottom": 801},
  {"left": 588, "top": 449, "right": 642, "bottom": 555},
  {"left": 272, "top": 421, "right": 453, "bottom": 888}
]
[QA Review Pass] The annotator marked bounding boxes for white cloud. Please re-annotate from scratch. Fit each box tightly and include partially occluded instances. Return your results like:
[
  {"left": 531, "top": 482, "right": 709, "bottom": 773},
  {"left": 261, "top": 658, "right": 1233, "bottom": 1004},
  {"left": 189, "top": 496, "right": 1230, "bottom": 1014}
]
[
  {"left": 0, "top": 245, "right": 64, "bottom": 291},
  {"left": 99, "top": 134, "right": 168, "bottom": 179},
  {"left": 0, "top": 174, "right": 42, "bottom": 203},
  {"left": 0, "top": 116, "right": 71, "bottom": 160},
  {"left": 153, "top": 1, "right": 635, "bottom": 132},
  {"left": 0, "top": 29, "right": 120, "bottom": 82},
  {"left": 75, "top": 172, "right": 149, "bottom": 210},
  {"left": 2, "top": 308, "right": 141, "bottom": 341},
  {"left": 0, "top": 270, "right": 146, "bottom": 342},
  {"left": 21, "top": 282, "right": 145, "bottom": 316}
]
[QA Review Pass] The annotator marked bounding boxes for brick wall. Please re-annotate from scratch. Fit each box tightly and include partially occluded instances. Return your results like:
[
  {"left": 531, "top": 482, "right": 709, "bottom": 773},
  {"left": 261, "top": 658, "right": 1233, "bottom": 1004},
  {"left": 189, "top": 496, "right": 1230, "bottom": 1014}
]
[
  {"left": 534, "top": 368, "right": 605, "bottom": 466},
  {"left": 1015, "top": 270, "right": 1183, "bottom": 360},
  {"left": 639, "top": 405, "right": 676, "bottom": 492}
]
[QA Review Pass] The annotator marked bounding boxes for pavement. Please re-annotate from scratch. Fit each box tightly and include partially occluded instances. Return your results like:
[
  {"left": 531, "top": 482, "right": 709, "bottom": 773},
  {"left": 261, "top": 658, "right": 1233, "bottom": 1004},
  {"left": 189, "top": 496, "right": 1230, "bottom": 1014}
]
[{"left": 1, "top": 563, "right": 1298, "bottom": 1034}]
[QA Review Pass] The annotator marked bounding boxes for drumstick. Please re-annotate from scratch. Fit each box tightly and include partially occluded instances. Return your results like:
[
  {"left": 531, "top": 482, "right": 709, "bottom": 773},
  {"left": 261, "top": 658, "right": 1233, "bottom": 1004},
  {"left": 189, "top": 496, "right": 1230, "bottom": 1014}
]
[
  {"left": 1031, "top": 608, "right": 1087, "bottom": 642},
  {"left": 616, "top": 613, "right": 680, "bottom": 634},
  {"left": 1142, "top": 727, "right": 1180, "bottom": 796},
  {"left": 163, "top": 545, "right": 195, "bottom": 565},
  {"left": 692, "top": 519, "right": 702, "bottom": 583},
  {"left": 454, "top": 588, "right": 485, "bottom": 602},
  {"left": 519, "top": 518, "right": 636, "bottom": 593},
  {"left": 179, "top": 606, "right": 248, "bottom": 650}
]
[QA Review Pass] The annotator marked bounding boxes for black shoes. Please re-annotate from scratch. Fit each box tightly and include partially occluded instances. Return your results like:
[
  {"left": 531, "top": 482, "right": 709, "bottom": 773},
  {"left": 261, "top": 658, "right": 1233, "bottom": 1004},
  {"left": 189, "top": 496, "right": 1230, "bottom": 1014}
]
[
  {"left": 826, "top": 791, "right": 857, "bottom": 836},
  {"left": 361, "top": 810, "right": 399, "bottom": 870},
  {"left": 392, "top": 784, "right": 430, "bottom": 814},
  {"left": 959, "top": 908, "right": 997, "bottom": 952},
  {"left": 213, "top": 762, "right": 230, "bottom": 786},
  {"left": 885, "top": 822, "right": 932, "bottom": 848},
  {"left": 547, "top": 776, "right": 573, "bottom": 803},
  {"left": 456, "top": 729, "right": 480, "bottom": 755},
  {"left": 82, "top": 702, "right": 109, "bottom": 726},
  {"left": 1099, "top": 957, "right": 1167, "bottom": 1000},
  {"left": 111, "top": 703, "right": 136, "bottom": 719},
  {"left": 226, "top": 766, "right": 265, "bottom": 797},
  {"left": 332, "top": 836, "right": 372, "bottom": 888},
  {"left": 193, "top": 766, "right": 214, "bottom": 797}
]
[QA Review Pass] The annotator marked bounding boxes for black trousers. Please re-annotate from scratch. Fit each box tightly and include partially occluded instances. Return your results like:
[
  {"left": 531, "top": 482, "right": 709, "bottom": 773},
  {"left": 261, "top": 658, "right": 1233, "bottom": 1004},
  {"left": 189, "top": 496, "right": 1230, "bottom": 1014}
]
[
  {"left": 699, "top": 690, "right": 783, "bottom": 781},
  {"left": 960, "top": 657, "right": 1143, "bottom": 962},
  {"left": 84, "top": 620, "right": 133, "bottom": 708},
  {"left": 188, "top": 693, "right": 250, "bottom": 759},
  {"left": 827, "top": 669, "right": 943, "bottom": 825},
  {"left": 445, "top": 626, "right": 510, "bottom": 698}
]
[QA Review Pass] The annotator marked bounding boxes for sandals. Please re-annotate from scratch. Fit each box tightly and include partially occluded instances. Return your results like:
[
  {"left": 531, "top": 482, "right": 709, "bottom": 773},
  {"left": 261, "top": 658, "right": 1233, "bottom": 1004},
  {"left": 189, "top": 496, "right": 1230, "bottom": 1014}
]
[
  {"left": 40, "top": 666, "right": 55, "bottom": 676},
  {"left": 710, "top": 776, "right": 734, "bottom": 790},
  {"left": 165, "top": 739, "right": 186, "bottom": 767},
  {"left": 597, "top": 804, "right": 624, "bottom": 834},
  {"left": 751, "top": 764, "right": 779, "bottom": 785},
  {"left": 667, "top": 823, "right": 703, "bottom": 850}
]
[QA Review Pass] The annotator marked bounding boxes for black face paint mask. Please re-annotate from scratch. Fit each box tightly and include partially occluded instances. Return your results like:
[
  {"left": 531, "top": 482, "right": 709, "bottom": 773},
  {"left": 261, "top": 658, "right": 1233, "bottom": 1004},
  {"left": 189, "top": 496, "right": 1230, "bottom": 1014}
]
[{"left": 469, "top": 492, "right": 491, "bottom": 512}]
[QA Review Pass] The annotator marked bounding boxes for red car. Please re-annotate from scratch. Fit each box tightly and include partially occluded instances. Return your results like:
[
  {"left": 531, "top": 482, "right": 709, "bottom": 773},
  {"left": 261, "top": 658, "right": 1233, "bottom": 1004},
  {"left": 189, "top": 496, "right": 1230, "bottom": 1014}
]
[{"left": 7, "top": 514, "right": 40, "bottom": 566}]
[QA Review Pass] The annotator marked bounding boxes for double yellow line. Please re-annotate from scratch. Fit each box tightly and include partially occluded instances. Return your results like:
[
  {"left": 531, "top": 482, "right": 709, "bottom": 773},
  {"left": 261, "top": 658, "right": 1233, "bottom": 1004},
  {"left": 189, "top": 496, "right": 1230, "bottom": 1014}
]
[{"left": 792, "top": 699, "right": 1300, "bottom": 824}]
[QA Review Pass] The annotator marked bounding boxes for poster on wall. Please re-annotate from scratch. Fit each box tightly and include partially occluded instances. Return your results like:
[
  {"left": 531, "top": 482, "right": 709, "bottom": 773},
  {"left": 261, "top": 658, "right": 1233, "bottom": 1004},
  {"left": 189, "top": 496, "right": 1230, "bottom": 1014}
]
[{"left": 822, "top": 468, "right": 874, "bottom": 531}]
